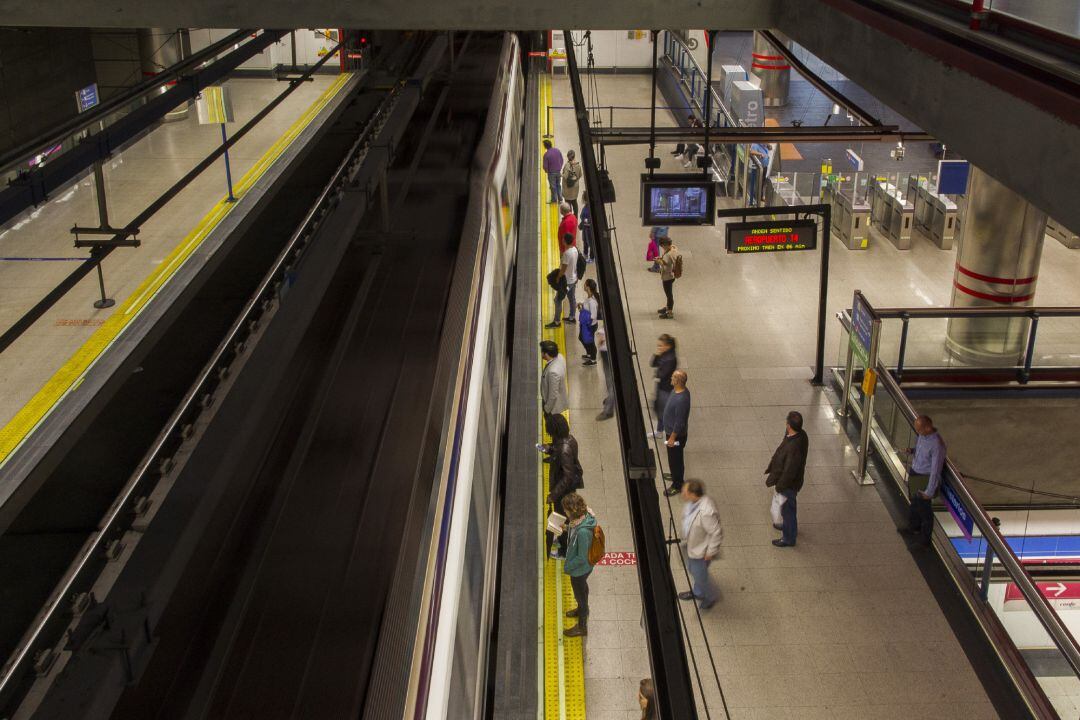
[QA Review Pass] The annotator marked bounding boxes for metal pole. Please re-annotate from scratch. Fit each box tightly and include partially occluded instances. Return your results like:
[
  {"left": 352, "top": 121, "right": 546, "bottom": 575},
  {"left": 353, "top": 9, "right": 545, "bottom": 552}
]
[
  {"left": 853, "top": 317, "right": 880, "bottom": 485},
  {"left": 701, "top": 30, "right": 714, "bottom": 174},
  {"left": 1020, "top": 313, "right": 1039, "bottom": 384},
  {"left": 647, "top": 30, "right": 659, "bottom": 172},
  {"left": 979, "top": 518, "right": 1000, "bottom": 601},
  {"left": 93, "top": 160, "right": 110, "bottom": 228},
  {"left": 838, "top": 340, "right": 854, "bottom": 418},
  {"left": 290, "top": 30, "right": 297, "bottom": 71},
  {"left": 93, "top": 258, "right": 115, "bottom": 309},
  {"left": 379, "top": 168, "right": 390, "bottom": 234},
  {"left": 896, "top": 314, "right": 910, "bottom": 383},
  {"left": 221, "top": 123, "right": 236, "bottom": 202},
  {"left": 812, "top": 205, "right": 830, "bottom": 385}
]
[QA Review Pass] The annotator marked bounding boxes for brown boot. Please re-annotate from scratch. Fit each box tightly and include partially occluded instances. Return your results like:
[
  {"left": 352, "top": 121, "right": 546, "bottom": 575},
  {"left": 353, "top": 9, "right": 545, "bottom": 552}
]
[{"left": 564, "top": 623, "right": 587, "bottom": 637}]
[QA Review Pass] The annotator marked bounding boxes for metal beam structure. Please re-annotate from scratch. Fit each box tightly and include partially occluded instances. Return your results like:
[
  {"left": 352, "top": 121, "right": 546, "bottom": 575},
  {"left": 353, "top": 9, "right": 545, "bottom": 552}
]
[
  {"left": 593, "top": 125, "right": 934, "bottom": 145},
  {"left": 563, "top": 30, "right": 698, "bottom": 720}
]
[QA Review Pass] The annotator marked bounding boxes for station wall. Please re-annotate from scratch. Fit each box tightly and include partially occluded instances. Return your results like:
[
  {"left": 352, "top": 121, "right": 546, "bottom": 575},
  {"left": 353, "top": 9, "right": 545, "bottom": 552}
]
[{"left": 188, "top": 29, "right": 340, "bottom": 72}]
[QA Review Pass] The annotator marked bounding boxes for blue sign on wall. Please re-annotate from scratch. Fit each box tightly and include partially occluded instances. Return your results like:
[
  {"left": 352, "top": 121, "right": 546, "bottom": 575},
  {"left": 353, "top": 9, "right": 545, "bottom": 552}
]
[
  {"left": 941, "top": 478, "right": 974, "bottom": 541},
  {"left": 849, "top": 291, "right": 873, "bottom": 365},
  {"left": 937, "top": 160, "right": 970, "bottom": 196},
  {"left": 75, "top": 83, "right": 99, "bottom": 114}
]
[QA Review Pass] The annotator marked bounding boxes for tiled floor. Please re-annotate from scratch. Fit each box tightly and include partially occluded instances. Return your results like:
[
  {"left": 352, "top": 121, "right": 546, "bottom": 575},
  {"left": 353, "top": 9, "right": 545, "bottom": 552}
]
[
  {"left": 0, "top": 74, "right": 339, "bottom": 427},
  {"left": 543, "top": 70, "right": 1080, "bottom": 718}
]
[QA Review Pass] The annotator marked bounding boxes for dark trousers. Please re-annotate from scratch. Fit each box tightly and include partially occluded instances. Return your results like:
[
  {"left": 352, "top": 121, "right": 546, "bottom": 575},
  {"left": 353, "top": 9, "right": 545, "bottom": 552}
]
[
  {"left": 909, "top": 494, "right": 934, "bottom": 543},
  {"left": 667, "top": 436, "right": 687, "bottom": 490},
  {"left": 662, "top": 278, "right": 675, "bottom": 311},
  {"left": 780, "top": 489, "right": 798, "bottom": 544},
  {"left": 654, "top": 388, "right": 671, "bottom": 432},
  {"left": 568, "top": 198, "right": 579, "bottom": 216},
  {"left": 570, "top": 571, "right": 591, "bottom": 624},
  {"left": 582, "top": 340, "right": 597, "bottom": 360}
]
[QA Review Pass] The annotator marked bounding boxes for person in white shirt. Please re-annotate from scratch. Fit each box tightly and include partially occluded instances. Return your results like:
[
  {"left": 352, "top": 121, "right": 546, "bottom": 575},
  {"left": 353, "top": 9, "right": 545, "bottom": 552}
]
[
  {"left": 546, "top": 239, "right": 579, "bottom": 329},
  {"left": 678, "top": 480, "right": 722, "bottom": 609}
]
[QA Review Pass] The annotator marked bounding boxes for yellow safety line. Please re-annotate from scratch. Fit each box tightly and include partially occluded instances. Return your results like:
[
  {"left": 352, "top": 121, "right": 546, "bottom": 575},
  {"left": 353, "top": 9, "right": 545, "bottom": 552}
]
[
  {"left": 0, "top": 72, "right": 353, "bottom": 467},
  {"left": 539, "top": 73, "right": 586, "bottom": 720}
]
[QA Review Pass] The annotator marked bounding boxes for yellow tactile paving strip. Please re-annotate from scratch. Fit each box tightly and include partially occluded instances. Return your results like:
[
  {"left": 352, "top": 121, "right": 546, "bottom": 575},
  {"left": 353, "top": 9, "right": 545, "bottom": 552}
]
[
  {"left": 538, "top": 73, "right": 586, "bottom": 720},
  {"left": 0, "top": 72, "right": 353, "bottom": 467}
]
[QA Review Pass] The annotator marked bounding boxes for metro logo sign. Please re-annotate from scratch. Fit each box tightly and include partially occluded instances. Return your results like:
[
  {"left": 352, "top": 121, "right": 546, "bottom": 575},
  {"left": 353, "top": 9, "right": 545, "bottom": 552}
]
[{"left": 726, "top": 219, "right": 817, "bottom": 254}]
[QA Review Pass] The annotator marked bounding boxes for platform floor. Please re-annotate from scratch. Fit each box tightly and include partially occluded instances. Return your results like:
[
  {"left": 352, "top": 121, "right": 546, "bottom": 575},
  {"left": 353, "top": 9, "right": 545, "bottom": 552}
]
[
  {"left": 545, "top": 71, "right": 1080, "bottom": 718},
  {"left": 0, "top": 74, "right": 345, "bottom": 441}
]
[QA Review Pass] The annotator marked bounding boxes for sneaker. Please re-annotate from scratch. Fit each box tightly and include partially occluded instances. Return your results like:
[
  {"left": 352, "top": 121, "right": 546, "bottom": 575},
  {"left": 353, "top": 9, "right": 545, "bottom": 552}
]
[
  {"left": 549, "top": 547, "right": 564, "bottom": 559},
  {"left": 659, "top": 311, "right": 674, "bottom": 320},
  {"left": 566, "top": 608, "right": 580, "bottom": 618},
  {"left": 586, "top": 257, "right": 595, "bottom": 264},
  {"left": 583, "top": 359, "right": 597, "bottom": 366},
  {"left": 648, "top": 265, "right": 661, "bottom": 273},
  {"left": 536, "top": 443, "right": 551, "bottom": 453},
  {"left": 596, "top": 412, "right": 613, "bottom": 421},
  {"left": 544, "top": 321, "right": 561, "bottom": 329},
  {"left": 664, "top": 487, "right": 681, "bottom": 497},
  {"left": 772, "top": 539, "right": 794, "bottom": 548},
  {"left": 677, "top": 591, "right": 696, "bottom": 601},
  {"left": 657, "top": 307, "right": 668, "bottom": 314},
  {"left": 564, "top": 624, "right": 587, "bottom": 637},
  {"left": 563, "top": 317, "right": 577, "bottom": 324}
]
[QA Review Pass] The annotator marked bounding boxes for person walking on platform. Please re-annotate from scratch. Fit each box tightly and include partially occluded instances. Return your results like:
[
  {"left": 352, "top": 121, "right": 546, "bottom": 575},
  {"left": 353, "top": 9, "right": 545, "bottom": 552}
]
[
  {"left": 545, "top": 414, "right": 583, "bottom": 559},
  {"left": 662, "top": 370, "right": 691, "bottom": 497},
  {"left": 657, "top": 236, "right": 681, "bottom": 320},
  {"left": 578, "top": 279, "right": 599, "bottom": 365},
  {"left": 557, "top": 202, "right": 577, "bottom": 253},
  {"left": 650, "top": 334, "right": 677, "bottom": 438},
  {"left": 579, "top": 193, "right": 594, "bottom": 263},
  {"left": 897, "top": 414, "right": 947, "bottom": 549},
  {"left": 542, "top": 139, "right": 564, "bottom": 204},
  {"left": 678, "top": 480, "right": 723, "bottom": 609},
  {"left": 546, "top": 238, "right": 579, "bottom": 329},
  {"left": 595, "top": 322, "right": 615, "bottom": 421},
  {"left": 560, "top": 492, "right": 597, "bottom": 637},
  {"left": 765, "top": 411, "right": 809, "bottom": 547},
  {"left": 637, "top": 678, "right": 657, "bottom": 720},
  {"left": 540, "top": 340, "right": 568, "bottom": 421},
  {"left": 562, "top": 149, "right": 583, "bottom": 216}
]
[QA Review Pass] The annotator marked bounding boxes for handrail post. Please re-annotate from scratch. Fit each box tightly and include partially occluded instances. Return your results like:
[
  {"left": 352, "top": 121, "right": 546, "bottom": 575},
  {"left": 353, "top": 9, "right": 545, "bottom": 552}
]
[
  {"left": 896, "top": 314, "right": 910, "bottom": 383},
  {"left": 1020, "top": 312, "right": 1038, "bottom": 384}
]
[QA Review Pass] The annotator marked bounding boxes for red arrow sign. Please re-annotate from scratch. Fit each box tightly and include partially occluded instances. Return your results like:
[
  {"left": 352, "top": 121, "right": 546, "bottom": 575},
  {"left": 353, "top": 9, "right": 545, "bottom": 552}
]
[{"left": 1005, "top": 581, "right": 1080, "bottom": 602}]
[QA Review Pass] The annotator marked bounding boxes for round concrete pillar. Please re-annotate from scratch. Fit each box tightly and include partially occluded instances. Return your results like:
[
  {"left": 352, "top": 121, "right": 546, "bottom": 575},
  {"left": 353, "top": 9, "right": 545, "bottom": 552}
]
[
  {"left": 749, "top": 31, "right": 790, "bottom": 108},
  {"left": 946, "top": 166, "right": 1047, "bottom": 364},
  {"left": 138, "top": 28, "right": 189, "bottom": 120}
]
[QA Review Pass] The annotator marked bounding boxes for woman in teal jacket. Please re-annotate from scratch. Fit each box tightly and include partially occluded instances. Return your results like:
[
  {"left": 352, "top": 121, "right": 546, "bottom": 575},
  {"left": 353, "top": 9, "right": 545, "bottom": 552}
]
[{"left": 561, "top": 492, "right": 596, "bottom": 637}]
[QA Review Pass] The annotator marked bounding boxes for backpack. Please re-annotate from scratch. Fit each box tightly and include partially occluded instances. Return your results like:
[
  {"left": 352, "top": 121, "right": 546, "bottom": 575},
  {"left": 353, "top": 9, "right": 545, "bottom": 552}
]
[
  {"left": 575, "top": 250, "right": 586, "bottom": 280},
  {"left": 587, "top": 522, "right": 606, "bottom": 565},
  {"left": 673, "top": 252, "right": 684, "bottom": 279}
]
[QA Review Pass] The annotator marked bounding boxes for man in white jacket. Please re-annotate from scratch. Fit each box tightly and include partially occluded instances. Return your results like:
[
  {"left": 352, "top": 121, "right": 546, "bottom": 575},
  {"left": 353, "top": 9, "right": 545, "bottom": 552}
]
[{"left": 678, "top": 480, "right": 723, "bottom": 609}]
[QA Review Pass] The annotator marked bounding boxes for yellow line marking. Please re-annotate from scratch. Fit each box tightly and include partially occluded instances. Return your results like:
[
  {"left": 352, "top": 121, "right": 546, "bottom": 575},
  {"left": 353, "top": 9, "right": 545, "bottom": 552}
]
[
  {"left": 539, "top": 73, "right": 586, "bottom": 720},
  {"left": 0, "top": 72, "right": 353, "bottom": 467}
]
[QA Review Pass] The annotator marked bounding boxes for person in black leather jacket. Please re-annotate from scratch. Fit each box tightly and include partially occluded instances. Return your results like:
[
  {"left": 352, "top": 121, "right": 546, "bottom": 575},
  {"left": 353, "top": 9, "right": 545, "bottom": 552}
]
[{"left": 545, "top": 414, "right": 583, "bottom": 558}]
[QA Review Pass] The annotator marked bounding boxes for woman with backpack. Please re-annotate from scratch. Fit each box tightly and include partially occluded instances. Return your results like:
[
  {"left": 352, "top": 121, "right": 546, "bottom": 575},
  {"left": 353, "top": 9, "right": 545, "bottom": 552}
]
[
  {"left": 560, "top": 492, "right": 600, "bottom": 637},
  {"left": 544, "top": 414, "right": 582, "bottom": 560},
  {"left": 562, "top": 149, "right": 583, "bottom": 215},
  {"left": 577, "top": 279, "right": 600, "bottom": 365},
  {"left": 657, "top": 236, "right": 681, "bottom": 320}
]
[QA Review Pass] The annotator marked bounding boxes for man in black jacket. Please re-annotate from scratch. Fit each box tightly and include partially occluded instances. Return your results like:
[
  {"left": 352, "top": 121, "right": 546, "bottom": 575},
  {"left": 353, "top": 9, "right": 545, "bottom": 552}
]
[
  {"left": 764, "top": 411, "right": 809, "bottom": 547},
  {"left": 544, "top": 414, "right": 583, "bottom": 559}
]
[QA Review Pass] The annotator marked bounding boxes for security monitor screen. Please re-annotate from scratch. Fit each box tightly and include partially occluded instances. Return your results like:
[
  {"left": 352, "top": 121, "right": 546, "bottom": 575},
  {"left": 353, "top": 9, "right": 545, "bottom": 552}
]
[{"left": 641, "top": 174, "right": 716, "bottom": 226}]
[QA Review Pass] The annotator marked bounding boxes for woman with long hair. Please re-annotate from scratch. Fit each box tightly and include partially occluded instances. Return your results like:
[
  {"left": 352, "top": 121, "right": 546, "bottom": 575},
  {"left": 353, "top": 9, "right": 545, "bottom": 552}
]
[
  {"left": 638, "top": 678, "right": 656, "bottom": 719},
  {"left": 577, "top": 278, "right": 600, "bottom": 365}
]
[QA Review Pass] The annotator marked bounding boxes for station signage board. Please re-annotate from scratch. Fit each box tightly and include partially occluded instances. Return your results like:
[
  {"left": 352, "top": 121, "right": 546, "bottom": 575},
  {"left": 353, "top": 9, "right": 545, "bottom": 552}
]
[
  {"left": 75, "top": 83, "right": 99, "bottom": 114},
  {"left": 594, "top": 552, "right": 636, "bottom": 567},
  {"left": 849, "top": 291, "right": 873, "bottom": 366},
  {"left": 724, "top": 218, "right": 816, "bottom": 254},
  {"left": 1005, "top": 581, "right": 1080, "bottom": 611},
  {"left": 941, "top": 478, "right": 974, "bottom": 541}
]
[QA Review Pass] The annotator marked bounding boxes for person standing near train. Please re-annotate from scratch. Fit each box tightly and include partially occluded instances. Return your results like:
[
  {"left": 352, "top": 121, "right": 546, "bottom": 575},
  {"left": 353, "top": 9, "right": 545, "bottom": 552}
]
[
  {"left": 542, "top": 140, "right": 564, "bottom": 204},
  {"left": 562, "top": 149, "right": 583, "bottom": 215}
]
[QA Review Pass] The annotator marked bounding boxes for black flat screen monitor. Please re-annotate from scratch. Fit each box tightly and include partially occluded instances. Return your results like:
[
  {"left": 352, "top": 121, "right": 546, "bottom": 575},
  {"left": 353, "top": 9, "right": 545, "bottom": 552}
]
[{"left": 640, "top": 174, "right": 716, "bottom": 226}]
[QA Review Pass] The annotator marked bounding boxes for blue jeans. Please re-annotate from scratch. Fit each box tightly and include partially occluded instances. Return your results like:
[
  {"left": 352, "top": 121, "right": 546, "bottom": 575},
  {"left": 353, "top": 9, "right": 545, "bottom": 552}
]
[
  {"left": 553, "top": 280, "right": 577, "bottom": 323},
  {"left": 688, "top": 556, "right": 717, "bottom": 605},
  {"left": 780, "top": 489, "right": 798, "bottom": 545},
  {"left": 547, "top": 172, "right": 562, "bottom": 203}
]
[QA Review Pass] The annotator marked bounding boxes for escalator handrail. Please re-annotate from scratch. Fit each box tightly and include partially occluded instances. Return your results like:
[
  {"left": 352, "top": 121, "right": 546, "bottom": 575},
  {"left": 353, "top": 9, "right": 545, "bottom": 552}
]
[{"left": 658, "top": 30, "right": 739, "bottom": 128}]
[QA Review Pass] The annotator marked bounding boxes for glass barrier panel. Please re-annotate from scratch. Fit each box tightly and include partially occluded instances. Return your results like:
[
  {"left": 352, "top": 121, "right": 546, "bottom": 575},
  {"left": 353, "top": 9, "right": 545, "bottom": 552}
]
[{"left": 1032, "top": 316, "right": 1080, "bottom": 368}]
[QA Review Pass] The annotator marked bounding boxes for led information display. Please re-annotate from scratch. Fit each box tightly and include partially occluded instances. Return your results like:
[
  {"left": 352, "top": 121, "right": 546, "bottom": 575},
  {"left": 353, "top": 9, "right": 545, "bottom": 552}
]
[{"left": 725, "top": 219, "right": 817, "bottom": 254}]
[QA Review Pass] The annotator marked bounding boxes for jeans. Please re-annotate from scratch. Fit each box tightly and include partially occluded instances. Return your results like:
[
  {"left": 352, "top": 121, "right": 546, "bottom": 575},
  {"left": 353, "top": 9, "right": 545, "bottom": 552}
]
[
  {"left": 569, "top": 571, "right": 591, "bottom": 624},
  {"left": 909, "top": 493, "right": 934, "bottom": 544},
  {"left": 667, "top": 436, "right": 686, "bottom": 490},
  {"left": 687, "top": 556, "right": 717, "bottom": 605},
  {"left": 654, "top": 388, "right": 671, "bottom": 432},
  {"left": 662, "top": 278, "right": 675, "bottom": 312},
  {"left": 547, "top": 172, "right": 562, "bottom": 203},
  {"left": 553, "top": 281, "right": 577, "bottom": 324},
  {"left": 780, "top": 489, "right": 798, "bottom": 544},
  {"left": 599, "top": 350, "right": 615, "bottom": 416}
]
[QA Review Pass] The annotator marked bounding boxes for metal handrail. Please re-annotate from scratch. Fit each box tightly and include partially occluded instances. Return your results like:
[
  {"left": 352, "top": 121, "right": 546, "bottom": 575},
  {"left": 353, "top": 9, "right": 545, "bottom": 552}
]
[
  {"left": 0, "top": 62, "right": 385, "bottom": 710},
  {"left": 836, "top": 307, "right": 1080, "bottom": 675},
  {"left": 873, "top": 305, "right": 1080, "bottom": 319},
  {"left": 0, "top": 29, "right": 255, "bottom": 176},
  {"left": 658, "top": 30, "right": 739, "bottom": 128}
]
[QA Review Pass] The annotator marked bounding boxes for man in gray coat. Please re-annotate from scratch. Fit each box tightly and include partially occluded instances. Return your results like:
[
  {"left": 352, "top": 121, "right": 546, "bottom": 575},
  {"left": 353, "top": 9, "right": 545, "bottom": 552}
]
[
  {"left": 678, "top": 480, "right": 722, "bottom": 609},
  {"left": 540, "top": 340, "right": 569, "bottom": 420}
]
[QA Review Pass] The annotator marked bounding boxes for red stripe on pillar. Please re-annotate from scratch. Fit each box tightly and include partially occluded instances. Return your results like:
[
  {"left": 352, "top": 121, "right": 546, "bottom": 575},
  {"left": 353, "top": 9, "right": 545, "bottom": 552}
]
[
  {"left": 956, "top": 263, "right": 1037, "bottom": 286},
  {"left": 954, "top": 281, "right": 1034, "bottom": 303},
  {"left": 751, "top": 53, "right": 784, "bottom": 60},
  {"left": 751, "top": 62, "right": 791, "bottom": 71}
]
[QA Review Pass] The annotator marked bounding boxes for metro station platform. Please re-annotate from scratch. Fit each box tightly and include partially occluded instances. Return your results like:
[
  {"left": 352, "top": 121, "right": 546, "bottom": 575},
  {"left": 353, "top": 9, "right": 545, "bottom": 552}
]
[
  {"left": 541, "top": 70, "right": 1080, "bottom": 718},
  {"left": 0, "top": 72, "right": 351, "bottom": 461}
]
